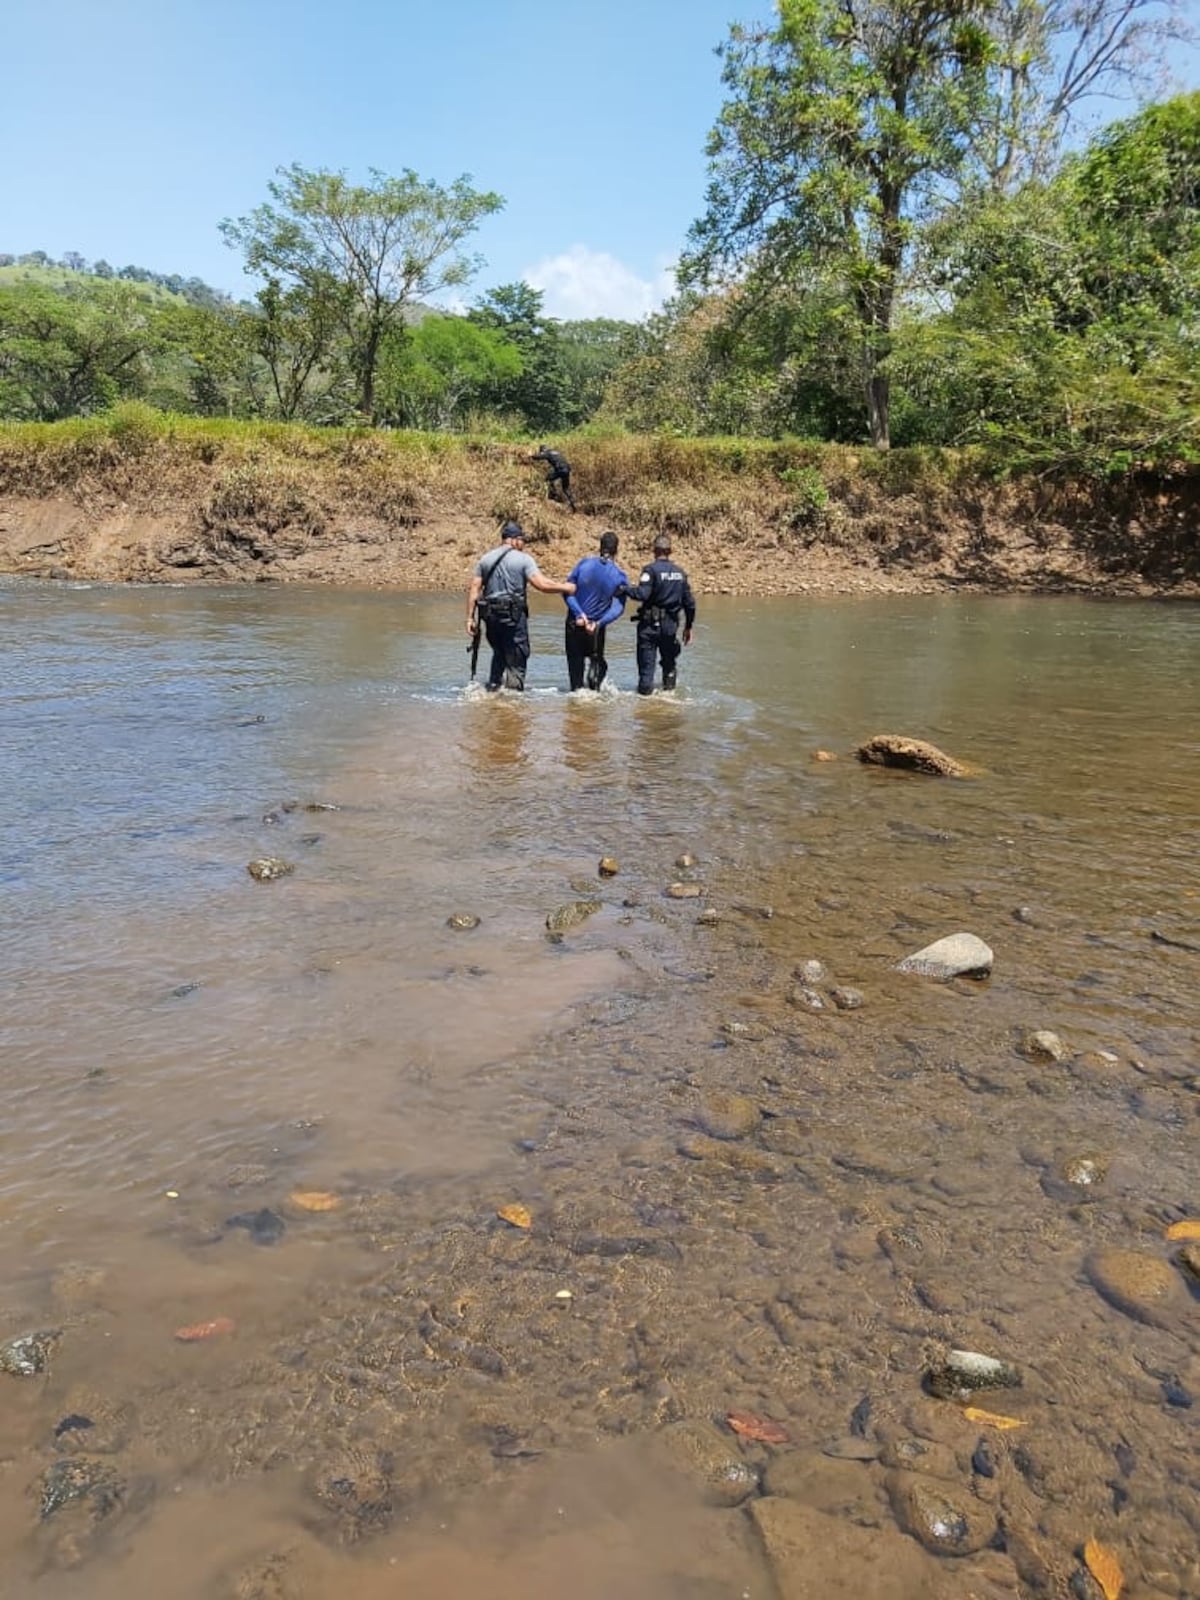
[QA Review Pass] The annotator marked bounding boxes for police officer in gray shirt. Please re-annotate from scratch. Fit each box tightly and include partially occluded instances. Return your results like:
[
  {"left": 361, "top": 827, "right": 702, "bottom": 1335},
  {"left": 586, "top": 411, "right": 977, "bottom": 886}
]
[{"left": 466, "top": 521, "right": 576, "bottom": 691}]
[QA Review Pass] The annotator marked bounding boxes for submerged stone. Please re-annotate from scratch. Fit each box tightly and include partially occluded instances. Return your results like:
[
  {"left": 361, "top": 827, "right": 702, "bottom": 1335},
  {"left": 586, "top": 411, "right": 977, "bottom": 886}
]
[
  {"left": 1086, "top": 1248, "right": 1187, "bottom": 1329},
  {"left": 225, "top": 1208, "right": 287, "bottom": 1246},
  {"left": 0, "top": 1328, "right": 61, "bottom": 1378},
  {"left": 545, "top": 899, "right": 602, "bottom": 935},
  {"left": 926, "top": 1349, "right": 1023, "bottom": 1400},
  {"left": 658, "top": 1419, "right": 759, "bottom": 1506},
  {"left": 247, "top": 857, "right": 294, "bottom": 882},
  {"left": 695, "top": 1090, "right": 761, "bottom": 1140},
  {"left": 887, "top": 1471, "right": 997, "bottom": 1555},
  {"left": 445, "top": 913, "right": 481, "bottom": 931}
]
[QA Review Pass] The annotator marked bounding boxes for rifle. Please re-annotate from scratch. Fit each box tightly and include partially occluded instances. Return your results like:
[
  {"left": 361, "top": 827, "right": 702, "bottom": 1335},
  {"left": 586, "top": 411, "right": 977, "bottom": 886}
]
[{"left": 468, "top": 604, "right": 482, "bottom": 681}]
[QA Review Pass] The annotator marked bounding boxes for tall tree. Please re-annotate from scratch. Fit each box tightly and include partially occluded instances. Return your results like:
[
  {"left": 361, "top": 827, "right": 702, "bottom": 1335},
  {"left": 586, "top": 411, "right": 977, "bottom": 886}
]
[
  {"left": 683, "top": 0, "right": 994, "bottom": 449},
  {"left": 221, "top": 165, "right": 503, "bottom": 423},
  {"left": 979, "top": 0, "right": 1194, "bottom": 191}
]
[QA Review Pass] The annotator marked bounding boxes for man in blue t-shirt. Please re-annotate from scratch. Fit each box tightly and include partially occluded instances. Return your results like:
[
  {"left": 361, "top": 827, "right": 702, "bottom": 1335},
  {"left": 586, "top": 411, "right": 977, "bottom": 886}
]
[{"left": 563, "top": 531, "right": 628, "bottom": 691}]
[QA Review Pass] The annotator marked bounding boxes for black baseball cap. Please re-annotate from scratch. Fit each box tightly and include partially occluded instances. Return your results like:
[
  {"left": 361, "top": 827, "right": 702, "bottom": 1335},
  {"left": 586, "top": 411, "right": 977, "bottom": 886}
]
[{"left": 501, "top": 521, "right": 525, "bottom": 540}]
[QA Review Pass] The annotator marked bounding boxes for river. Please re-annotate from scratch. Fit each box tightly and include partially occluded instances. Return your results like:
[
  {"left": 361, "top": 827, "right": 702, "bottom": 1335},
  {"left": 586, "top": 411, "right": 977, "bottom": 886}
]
[{"left": 0, "top": 580, "right": 1197, "bottom": 1599}]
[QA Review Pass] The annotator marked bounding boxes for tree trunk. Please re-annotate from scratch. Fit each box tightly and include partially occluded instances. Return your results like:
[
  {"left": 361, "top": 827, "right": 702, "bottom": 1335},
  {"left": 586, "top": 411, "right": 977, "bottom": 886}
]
[
  {"left": 357, "top": 319, "right": 384, "bottom": 423},
  {"left": 866, "top": 370, "right": 891, "bottom": 451}
]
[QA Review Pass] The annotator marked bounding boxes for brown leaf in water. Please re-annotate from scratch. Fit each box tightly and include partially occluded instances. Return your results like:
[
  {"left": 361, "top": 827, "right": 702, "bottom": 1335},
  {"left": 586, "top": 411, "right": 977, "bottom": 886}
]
[
  {"left": 726, "top": 1409, "right": 790, "bottom": 1445},
  {"left": 497, "top": 1203, "right": 532, "bottom": 1230},
  {"left": 174, "top": 1317, "right": 236, "bottom": 1342},
  {"left": 962, "top": 1406, "right": 1027, "bottom": 1430},
  {"left": 289, "top": 1190, "right": 340, "bottom": 1212},
  {"left": 1164, "top": 1219, "right": 1200, "bottom": 1241},
  {"left": 1084, "top": 1537, "right": 1124, "bottom": 1600}
]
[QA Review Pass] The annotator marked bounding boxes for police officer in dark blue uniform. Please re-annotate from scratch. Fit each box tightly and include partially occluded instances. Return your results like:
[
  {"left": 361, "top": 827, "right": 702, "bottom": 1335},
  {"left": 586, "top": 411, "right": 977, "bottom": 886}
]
[
  {"left": 622, "top": 533, "right": 697, "bottom": 696},
  {"left": 530, "top": 445, "right": 576, "bottom": 511}
]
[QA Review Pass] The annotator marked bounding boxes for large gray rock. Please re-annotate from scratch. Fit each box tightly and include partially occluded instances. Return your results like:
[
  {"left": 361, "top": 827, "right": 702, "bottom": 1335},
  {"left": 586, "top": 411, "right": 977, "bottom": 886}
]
[
  {"left": 856, "top": 735, "right": 971, "bottom": 778},
  {"left": 896, "top": 933, "right": 993, "bottom": 980}
]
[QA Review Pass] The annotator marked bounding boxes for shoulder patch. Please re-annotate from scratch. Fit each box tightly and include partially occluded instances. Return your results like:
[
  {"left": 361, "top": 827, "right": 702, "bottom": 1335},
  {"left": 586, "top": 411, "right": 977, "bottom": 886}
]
[{"left": 639, "top": 571, "right": 651, "bottom": 584}]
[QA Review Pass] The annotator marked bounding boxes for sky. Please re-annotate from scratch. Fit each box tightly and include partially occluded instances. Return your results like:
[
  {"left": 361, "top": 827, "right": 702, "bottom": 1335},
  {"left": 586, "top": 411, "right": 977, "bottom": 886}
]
[
  {"left": 5, "top": 0, "right": 756, "bottom": 319},
  {"left": 6, "top": 0, "right": 1199, "bottom": 323}
]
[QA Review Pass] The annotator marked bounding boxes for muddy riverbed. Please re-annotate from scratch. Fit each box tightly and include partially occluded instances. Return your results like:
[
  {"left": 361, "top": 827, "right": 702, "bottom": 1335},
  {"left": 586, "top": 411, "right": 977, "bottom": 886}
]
[{"left": 0, "top": 582, "right": 1197, "bottom": 1598}]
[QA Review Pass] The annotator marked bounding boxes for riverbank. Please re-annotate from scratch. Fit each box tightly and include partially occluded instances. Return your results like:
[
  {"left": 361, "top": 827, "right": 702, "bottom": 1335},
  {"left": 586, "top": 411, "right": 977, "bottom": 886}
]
[{"left": 1, "top": 411, "right": 1196, "bottom": 595}]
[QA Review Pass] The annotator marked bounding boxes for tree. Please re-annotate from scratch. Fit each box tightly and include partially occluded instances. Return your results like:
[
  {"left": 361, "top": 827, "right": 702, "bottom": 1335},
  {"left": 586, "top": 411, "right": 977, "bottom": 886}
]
[
  {"left": 0, "top": 279, "right": 159, "bottom": 419},
  {"left": 469, "top": 282, "right": 570, "bottom": 431},
  {"left": 978, "top": 0, "right": 1195, "bottom": 191},
  {"left": 377, "top": 315, "right": 521, "bottom": 429},
  {"left": 683, "top": 0, "right": 994, "bottom": 449},
  {"left": 221, "top": 164, "right": 503, "bottom": 422}
]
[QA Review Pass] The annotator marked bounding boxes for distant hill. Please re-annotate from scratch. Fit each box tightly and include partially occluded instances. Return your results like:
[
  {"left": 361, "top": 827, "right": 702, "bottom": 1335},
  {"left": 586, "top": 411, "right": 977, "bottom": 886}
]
[{"left": 0, "top": 253, "right": 236, "bottom": 309}]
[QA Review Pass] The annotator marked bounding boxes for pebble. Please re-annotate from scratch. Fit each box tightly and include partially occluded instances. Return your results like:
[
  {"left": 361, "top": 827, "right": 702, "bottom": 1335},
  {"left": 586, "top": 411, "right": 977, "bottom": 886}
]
[
  {"left": 675, "top": 853, "right": 698, "bottom": 869},
  {"left": 788, "top": 986, "right": 826, "bottom": 1011},
  {"left": 1177, "top": 1242, "right": 1200, "bottom": 1284},
  {"left": 1087, "top": 1248, "right": 1188, "bottom": 1329},
  {"left": 247, "top": 857, "right": 294, "bottom": 882},
  {"left": 597, "top": 857, "right": 619, "bottom": 877},
  {"left": 820, "top": 1436, "right": 880, "bottom": 1461},
  {"left": 446, "top": 913, "right": 481, "bottom": 930},
  {"left": 665, "top": 882, "right": 703, "bottom": 899},
  {"left": 695, "top": 907, "right": 721, "bottom": 926},
  {"left": 830, "top": 986, "right": 865, "bottom": 1011},
  {"left": 0, "top": 1329, "right": 61, "bottom": 1378},
  {"left": 695, "top": 1090, "right": 761, "bottom": 1140},
  {"left": 879, "top": 1437, "right": 960, "bottom": 1479},
  {"left": 1023, "top": 1029, "right": 1068, "bottom": 1062},
  {"left": 545, "top": 899, "right": 602, "bottom": 934},
  {"left": 719, "top": 1019, "right": 771, "bottom": 1043},
  {"left": 794, "top": 959, "right": 827, "bottom": 984}
]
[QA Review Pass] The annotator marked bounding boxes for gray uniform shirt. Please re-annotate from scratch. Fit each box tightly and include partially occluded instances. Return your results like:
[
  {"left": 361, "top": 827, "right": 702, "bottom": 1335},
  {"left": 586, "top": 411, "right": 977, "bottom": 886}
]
[{"left": 475, "top": 545, "right": 539, "bottom": 601}]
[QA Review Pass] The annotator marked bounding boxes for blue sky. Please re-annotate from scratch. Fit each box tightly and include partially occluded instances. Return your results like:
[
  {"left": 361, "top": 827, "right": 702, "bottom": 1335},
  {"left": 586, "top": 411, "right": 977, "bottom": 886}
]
[{"left": 7, "top": 0, "right": 1198, "bottom": 321}]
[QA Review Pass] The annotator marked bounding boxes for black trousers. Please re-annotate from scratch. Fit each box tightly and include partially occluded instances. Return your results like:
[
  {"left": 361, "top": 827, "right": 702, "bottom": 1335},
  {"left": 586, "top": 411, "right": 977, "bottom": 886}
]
[
  {"left": 636, "top": 621, "right": 680, "bottom": 695},
  {"left": 484, "top": 608, "right": 530, "bottom": 690},
  {"left": 564, "top": 618, "right": 608, "bottom": 691},
  {"left": 546, "top": 467, "right": 576, "bottom": 510}
]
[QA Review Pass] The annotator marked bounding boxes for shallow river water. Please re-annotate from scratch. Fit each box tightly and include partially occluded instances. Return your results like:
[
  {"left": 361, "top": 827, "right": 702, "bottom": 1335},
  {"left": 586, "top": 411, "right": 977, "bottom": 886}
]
[{"left": 0, "top": 580, "right": 1197, "bottom": 1600}]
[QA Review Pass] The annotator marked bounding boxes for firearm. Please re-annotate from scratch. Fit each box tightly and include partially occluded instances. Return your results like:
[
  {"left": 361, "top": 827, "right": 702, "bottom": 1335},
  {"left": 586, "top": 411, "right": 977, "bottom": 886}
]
[{"left": 468, "top": 603, "right": 482, "bottom": 680}]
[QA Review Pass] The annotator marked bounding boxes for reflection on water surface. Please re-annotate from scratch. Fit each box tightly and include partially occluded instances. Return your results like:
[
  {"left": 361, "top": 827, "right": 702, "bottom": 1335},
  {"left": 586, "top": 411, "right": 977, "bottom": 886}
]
[{"left": 0, "top": 581, "right": 1197, "bottom": 1598}]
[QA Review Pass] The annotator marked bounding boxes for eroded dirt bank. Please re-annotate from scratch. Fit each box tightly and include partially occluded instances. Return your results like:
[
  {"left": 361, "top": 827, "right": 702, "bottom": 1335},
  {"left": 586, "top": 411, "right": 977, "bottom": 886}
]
[{"left": 0, "top": 429, "right": 1196, "bottom": 596}]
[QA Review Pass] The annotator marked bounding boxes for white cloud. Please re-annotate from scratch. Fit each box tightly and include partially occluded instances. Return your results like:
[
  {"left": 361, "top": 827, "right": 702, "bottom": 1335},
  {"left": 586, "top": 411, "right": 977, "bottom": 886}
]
[{"left": 523, "top": 245, "right": 675, "bottom": 321}]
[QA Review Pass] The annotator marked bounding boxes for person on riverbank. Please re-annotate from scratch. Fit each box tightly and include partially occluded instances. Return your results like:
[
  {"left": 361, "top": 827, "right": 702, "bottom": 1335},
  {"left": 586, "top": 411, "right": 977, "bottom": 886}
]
[
  {"left": 563, "top": 530, "right": 628, "bottom": 691},
  {"left": 466, "top": 521, "right": 575, "bottom": 692},
  {"left": 530, "top": 444, "right": 576, "bottom": 511},
  {"left": 622, "top": 533, "right": 696, "bottom": 696}
]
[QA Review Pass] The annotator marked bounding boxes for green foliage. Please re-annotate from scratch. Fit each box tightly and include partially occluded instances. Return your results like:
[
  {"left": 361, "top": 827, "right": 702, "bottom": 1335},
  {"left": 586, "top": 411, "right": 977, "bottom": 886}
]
[
  {"left": 377, "top": 315, "right": 521, "bottom": 429},
  {"left": 221, "top": 164, "right": 504, "bottom": 421}
]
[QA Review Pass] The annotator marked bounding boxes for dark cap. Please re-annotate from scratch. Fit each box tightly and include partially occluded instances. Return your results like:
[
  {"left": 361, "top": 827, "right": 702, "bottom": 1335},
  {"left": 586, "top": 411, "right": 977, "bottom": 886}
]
[
  {"left": 501, "top": 521, "right": 525, "bottom": 540},
  {"left": 654, "top": 533, "right": 672, "bottom": 554}
]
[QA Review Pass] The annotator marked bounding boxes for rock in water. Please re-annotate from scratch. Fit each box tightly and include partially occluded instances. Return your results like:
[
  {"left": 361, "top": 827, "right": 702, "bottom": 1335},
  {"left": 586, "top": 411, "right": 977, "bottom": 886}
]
[
  {"left": 856, "top": 735, "right": 971, "bottom": 778},
  {"left": 896, "top": 933, "right": 993, "bottom": 980},
  {"left": 665, "top": 882, "right": 703, "bottom": 899},
  {"left": 445, "top": 913, "right": 481, "bottom": 931},
  {"left": 887, "top": 1472, "right": 997, "bottom": 1555},
  {"left": 247, "top": 858, "right": 294, "bottom": 882},
  {"left": 695, "top": 1091, "right": 761, "bottom": 1140},
  {"left": 225, "top": 1208, "right": 287, "bottom": 1246},
  {"left": 1086, "top": 1248, "right": 1188, "bottom": 1329},
  {"left": 830, "top": 986, "right": 865, "bottom": 1011},
  {"left": 1022, "top": 1029, "right": 1068, "bottom": 1061},
  {"left": 598, "top": 856, "right": 619, "bottom": 878},
  {"left": 545, "top": 899, "right": 602, "bottom": 935},
  {"left": 658, "top": 1419, "right": 759, "bottom": 1506},
  {"left": 0, "top": 1328, "right": 61, "bottom": 1377},
  {"left": 925, "top": 1349, "right": 1023, "bottom": 1400}
]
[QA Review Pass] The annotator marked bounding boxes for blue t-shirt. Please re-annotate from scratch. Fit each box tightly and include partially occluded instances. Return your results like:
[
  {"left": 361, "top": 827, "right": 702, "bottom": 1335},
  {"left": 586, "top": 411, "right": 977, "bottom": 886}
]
[{"left": 564, "top": 555, "right": 628, "bottom": 626}]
